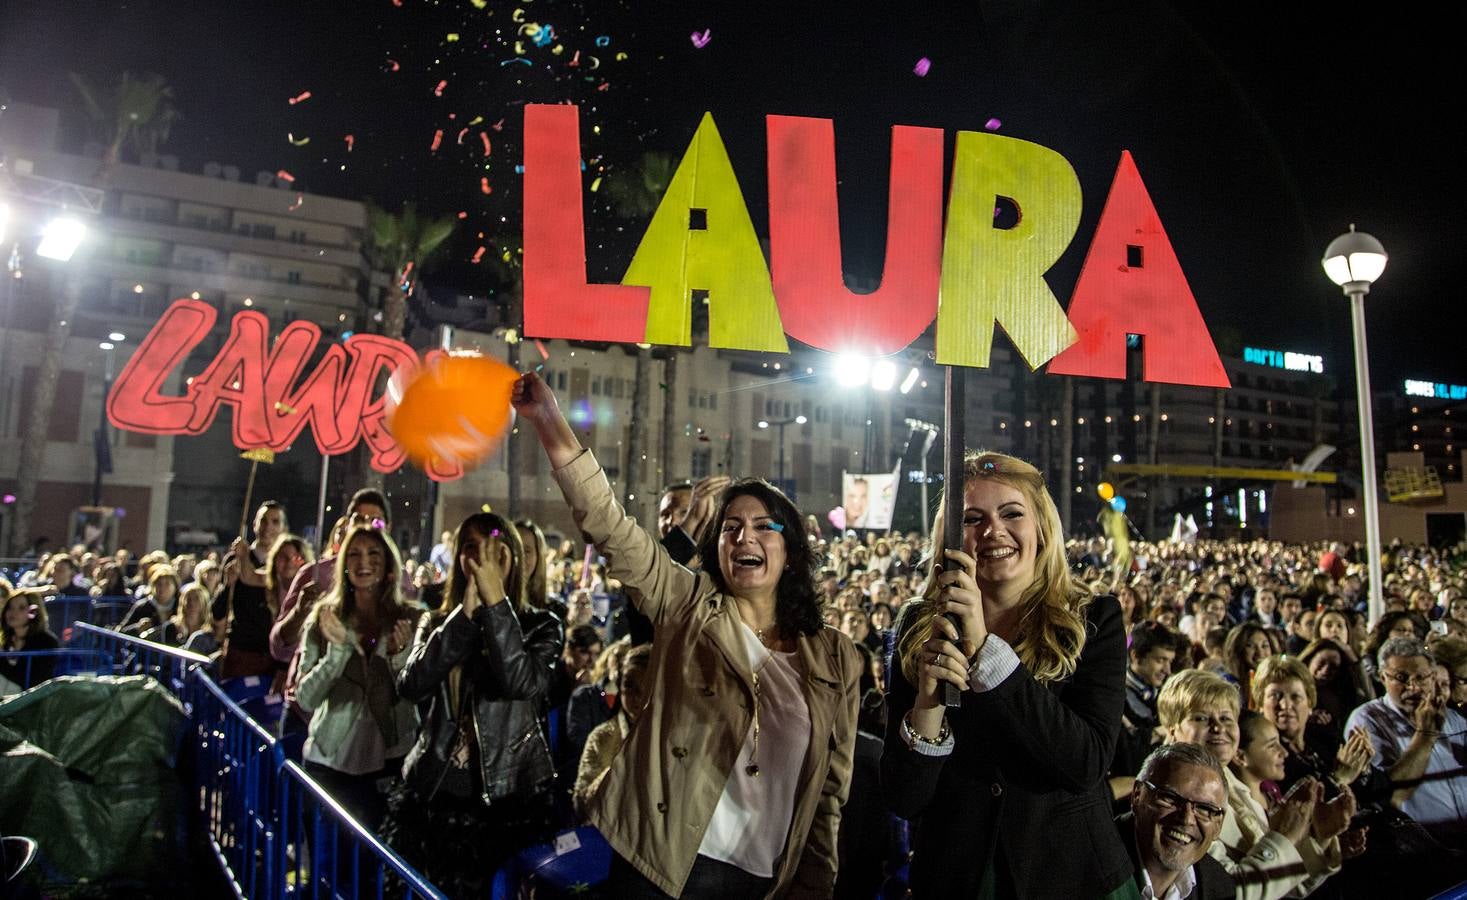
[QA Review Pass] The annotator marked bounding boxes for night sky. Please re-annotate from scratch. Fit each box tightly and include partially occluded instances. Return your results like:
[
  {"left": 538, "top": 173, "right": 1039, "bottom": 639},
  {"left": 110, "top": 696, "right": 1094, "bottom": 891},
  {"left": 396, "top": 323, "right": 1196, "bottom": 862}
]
[{"left": 1, "top": 0, "right": 1460, "bottom": 390}]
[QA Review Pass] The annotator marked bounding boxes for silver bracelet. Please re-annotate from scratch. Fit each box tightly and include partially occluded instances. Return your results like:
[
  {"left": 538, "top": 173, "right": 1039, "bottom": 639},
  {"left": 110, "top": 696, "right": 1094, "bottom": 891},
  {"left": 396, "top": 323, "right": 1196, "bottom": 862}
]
[{"left": 902, "top": 710, "right": 951, "bottom": 746}]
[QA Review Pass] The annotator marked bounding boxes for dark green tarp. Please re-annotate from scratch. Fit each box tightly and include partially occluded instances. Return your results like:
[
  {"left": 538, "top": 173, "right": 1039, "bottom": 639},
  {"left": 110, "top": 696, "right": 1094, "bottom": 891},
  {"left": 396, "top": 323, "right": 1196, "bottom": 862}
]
[{"left": 0, "top": 675, "right": 188, "bottom": 886}]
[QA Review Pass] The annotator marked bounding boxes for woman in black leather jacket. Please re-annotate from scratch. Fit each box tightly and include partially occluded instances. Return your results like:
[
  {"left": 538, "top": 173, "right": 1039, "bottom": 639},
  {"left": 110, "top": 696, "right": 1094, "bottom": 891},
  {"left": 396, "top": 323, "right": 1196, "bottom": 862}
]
[{"left": 381, "top": 512, "right": 564, "bottom": 897}]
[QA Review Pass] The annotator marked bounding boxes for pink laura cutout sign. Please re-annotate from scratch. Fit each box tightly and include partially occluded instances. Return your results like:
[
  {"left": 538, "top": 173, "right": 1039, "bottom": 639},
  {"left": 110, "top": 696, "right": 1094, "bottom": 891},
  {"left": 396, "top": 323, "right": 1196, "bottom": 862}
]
[{"left": 106, "top": 298, "right": 467, "bottom": 482}]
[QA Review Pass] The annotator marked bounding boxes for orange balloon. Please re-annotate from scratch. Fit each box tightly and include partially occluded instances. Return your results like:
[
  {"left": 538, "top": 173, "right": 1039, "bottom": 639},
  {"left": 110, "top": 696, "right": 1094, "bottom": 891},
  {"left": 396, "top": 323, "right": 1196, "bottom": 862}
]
[{"left": 387, "top": 354, "right": 519, "bottom": 470}]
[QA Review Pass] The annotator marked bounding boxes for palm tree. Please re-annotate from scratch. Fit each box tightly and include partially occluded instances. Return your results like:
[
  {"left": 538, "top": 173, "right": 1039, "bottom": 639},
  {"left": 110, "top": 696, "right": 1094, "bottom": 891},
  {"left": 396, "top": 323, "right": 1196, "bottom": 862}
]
[
  {"left": 359, "top": 202, "right": 455, "bottom": 498},
  {"left": 604, "top": 153, "right": 674, "bottom": 511},
  {"left": 69, "top": 72, "right": 179, "bottom": 183},
  {"left": 7, "top": 74, "right": 176, "bottom": 555},
  {"left": 364, "top": 201, "right": 457, "bottom": 344}
]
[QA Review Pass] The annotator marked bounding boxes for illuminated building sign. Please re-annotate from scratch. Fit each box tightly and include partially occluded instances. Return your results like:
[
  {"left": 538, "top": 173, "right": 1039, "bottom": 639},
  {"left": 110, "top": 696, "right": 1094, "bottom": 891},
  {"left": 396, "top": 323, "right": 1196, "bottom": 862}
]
[
  {"left": 1404, "top": 379, "right": 1467, "bottom": 400},
  {"left": 1242, "top": 346, "right": 1324, "bottom": 374}
]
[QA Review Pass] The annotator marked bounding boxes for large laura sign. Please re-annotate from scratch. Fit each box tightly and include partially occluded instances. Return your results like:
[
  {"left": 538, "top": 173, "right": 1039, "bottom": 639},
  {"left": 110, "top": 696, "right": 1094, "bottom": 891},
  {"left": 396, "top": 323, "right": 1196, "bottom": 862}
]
[
  {"left": 106, "top": 298, "right": 468, "bottom": 481},
  {"left": 522, "top": 104, "right": 1229, "bottom": 388},
  {"left": 108, "top": 104, "right": 1230, "bottom": 481}
]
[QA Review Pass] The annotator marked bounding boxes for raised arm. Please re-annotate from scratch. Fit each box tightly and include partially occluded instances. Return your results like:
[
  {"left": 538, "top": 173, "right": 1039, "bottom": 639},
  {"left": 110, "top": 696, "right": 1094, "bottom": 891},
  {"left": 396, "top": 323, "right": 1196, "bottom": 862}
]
[
  {"left": 513, "top": 372, "right": 700, "bottom": 622},
  {"left": 512, "top": 371, "right": 585, "bottom": 471}
]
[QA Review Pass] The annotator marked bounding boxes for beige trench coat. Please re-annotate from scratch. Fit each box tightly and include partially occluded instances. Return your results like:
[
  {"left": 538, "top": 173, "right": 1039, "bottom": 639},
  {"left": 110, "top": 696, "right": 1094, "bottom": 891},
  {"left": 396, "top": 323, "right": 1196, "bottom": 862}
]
[{"left": 553, "top": 450, "right": 861, "bottom": 898}]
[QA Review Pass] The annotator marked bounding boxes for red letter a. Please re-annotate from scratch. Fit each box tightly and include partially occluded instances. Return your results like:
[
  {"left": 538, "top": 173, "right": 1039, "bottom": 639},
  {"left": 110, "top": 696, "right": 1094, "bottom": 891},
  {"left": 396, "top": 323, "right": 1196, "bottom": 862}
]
[
  {"left": 1047, "top": 152, "right": 1230, "bottom": 388},
  {"left": 767, "top": 116, "right": 943, "bottom": 355},
  {"left": 522, "top": 104, "right": 649, "bottom": 343}
]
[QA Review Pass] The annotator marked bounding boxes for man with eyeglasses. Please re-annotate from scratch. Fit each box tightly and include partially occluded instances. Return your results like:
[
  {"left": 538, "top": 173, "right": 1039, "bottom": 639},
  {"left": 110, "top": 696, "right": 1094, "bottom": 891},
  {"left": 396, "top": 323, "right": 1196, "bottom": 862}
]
[
  {"left": 1345, "top": 635, "right": 1467, "bottom": 852},
  {"left": 1118, "top": 743, "right": 1235, "bottom": 899}
]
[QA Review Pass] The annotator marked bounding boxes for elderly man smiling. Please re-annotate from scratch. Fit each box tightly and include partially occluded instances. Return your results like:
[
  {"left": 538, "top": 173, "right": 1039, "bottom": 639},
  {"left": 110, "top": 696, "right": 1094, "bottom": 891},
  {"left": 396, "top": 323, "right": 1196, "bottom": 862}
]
[{"left": 1118, "top": 743, "right": 1236, "bottom": 900}]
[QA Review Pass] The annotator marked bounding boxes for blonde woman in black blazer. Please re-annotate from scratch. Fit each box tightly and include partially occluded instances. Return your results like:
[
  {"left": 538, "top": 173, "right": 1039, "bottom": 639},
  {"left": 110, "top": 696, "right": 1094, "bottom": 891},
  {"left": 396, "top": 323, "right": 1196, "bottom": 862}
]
[{"left": 883, "top": 450, "right": 1131, "bottom": 898}]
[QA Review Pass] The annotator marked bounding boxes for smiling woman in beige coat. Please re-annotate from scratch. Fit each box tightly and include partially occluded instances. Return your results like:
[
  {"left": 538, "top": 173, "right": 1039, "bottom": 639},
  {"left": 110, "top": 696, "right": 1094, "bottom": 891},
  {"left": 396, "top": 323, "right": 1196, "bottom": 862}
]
[{"left": 513, "top": 371, "right": 861, "bottom": 899}]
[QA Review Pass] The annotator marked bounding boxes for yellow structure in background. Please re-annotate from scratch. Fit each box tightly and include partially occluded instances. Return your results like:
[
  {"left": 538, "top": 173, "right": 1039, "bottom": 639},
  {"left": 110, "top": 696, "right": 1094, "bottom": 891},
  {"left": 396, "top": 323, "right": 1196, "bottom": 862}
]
[
  {"left": 1105, "top": 463, "right": 1337, "bottom": 484},
  {"left": 1384, "top": 466, "right": 1444, "bottom": 503}
]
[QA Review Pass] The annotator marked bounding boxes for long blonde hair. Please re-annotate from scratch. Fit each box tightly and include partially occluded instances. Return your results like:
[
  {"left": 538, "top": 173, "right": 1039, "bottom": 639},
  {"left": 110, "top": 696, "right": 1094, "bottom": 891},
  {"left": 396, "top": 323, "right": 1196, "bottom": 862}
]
[{"left": 898, "top": 450, "right": 1092, "bottom": 685}]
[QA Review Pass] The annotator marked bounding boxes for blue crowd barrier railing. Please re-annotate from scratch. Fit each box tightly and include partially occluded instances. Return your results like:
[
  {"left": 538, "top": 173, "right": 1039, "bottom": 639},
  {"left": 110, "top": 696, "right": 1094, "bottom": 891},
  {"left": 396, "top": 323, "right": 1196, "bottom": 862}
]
[
  {"left": 277, "top": 761, "right": 445, "bottom": 900},
  {"left": 5, "top": 624, "right": 445, "bottom": 900},
  {"left": 69, "top": 621, "right": 211, "bottom": 700},
  {"left": 0, "top": 647, "right": 110, "bottom": 691},
  {"left": 42, "top": 595, "right": 135, "bottom": 641}
]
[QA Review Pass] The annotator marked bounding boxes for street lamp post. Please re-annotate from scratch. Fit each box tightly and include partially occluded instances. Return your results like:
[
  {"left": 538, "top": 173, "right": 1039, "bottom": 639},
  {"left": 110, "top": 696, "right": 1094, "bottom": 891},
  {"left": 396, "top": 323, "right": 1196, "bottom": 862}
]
[
  {"left": 757, "top": 415, "right": 806, "bottom": 497},
  {"left": 1323, "top": 225, "right": 1388, "bottom": 626},
  {"left": 92, "top": 333, "right": 125, "bottom": 506}
]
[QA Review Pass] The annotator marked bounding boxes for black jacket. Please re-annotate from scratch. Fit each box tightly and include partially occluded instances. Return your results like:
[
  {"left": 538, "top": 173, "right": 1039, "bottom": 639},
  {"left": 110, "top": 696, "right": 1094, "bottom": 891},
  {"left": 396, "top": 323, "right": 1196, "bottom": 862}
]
[
  {"left": 1116, "top": 811, "right": 1235, "bottom": 900},
  {"left": 1, "top": 628, "right": 60, "bottom": 690},
  {"left": 396, "top": 601, "right": 564, "bottom": 805},
  {"left": 882, "top": 594, "right": 1133, "bottom": 898}
]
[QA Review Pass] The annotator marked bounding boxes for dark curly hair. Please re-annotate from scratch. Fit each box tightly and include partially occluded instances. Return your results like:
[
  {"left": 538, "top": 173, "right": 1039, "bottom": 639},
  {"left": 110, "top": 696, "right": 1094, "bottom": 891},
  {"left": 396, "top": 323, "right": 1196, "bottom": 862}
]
[{"left": 694, "top": 478, "right": 823, "bottom": 639}]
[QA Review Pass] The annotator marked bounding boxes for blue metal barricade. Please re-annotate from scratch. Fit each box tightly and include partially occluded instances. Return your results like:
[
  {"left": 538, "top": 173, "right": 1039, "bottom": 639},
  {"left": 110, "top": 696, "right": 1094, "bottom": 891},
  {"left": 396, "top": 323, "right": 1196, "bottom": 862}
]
[
  {"left": 277, "top": 762, "right": 445, "bottom": 900},
  {"left": 0, "top": 647, "right": 110, "bottom": 692},
  {"left": 39, "top": 623, "right": 446, "bottom": 900},
  {"left": 41, "top": 595, "right": 136, "bottom": 642}
]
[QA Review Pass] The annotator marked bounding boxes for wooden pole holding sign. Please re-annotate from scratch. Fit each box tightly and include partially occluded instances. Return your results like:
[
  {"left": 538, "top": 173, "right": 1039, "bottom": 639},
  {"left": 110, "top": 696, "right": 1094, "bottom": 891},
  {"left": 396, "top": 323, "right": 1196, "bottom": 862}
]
[
  {"left": 225, "top": 448, "right": 274, "bottom": 619},
  {"left": 941, "top": 366, "right": 966, "bottom": 709}
]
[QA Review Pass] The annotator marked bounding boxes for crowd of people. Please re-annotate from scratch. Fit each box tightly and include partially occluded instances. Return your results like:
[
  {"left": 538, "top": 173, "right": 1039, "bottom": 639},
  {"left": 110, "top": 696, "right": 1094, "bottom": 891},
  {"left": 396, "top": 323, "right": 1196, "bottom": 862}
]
[{"left": 4, "top": 371, "right": 1467, "bottom": 898}]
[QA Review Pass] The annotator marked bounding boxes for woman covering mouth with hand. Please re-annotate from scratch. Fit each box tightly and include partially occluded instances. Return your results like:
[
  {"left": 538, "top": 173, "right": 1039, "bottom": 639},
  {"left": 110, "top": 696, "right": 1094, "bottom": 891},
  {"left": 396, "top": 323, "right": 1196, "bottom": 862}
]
[
  {"left": 882, "top": 450, "right": 1132, "bottom": 897},
  {"left": 512, "top": 371, "right": 862, "bottom": 899}
]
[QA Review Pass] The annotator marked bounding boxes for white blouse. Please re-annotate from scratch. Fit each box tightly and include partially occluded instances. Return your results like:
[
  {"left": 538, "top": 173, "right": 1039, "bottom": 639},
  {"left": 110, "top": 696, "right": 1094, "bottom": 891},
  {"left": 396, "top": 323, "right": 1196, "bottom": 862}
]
[{"left": 696, "top": 622, "right": 812, "bottom": 877}]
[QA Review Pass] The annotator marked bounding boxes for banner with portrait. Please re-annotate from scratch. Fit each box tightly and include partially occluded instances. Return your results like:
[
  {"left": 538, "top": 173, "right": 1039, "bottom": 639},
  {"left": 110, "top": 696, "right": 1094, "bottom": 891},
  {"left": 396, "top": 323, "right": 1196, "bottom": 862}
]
[{"left": 841, "top": 470, "right": 899, "bottom": 531}]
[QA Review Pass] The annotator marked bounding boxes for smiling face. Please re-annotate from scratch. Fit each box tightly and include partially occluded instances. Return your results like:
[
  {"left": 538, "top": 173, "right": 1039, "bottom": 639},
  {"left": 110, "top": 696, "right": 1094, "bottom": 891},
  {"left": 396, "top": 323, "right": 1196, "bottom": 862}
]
[
  {"left": 717, "top": 493, "right": 788, "bottom": 601},
  {"left": 1236, "top": 718, "right": 1288, "bottom": 782},
  {"left": 344, "top": 533, "right": 388, "bottom": 594},
  {"left": 961, "top": 478, "right": 1039, "bottom": 601},
  {"left": 1132, "top": 645, "right": 1177, "bottom": 689},
  {"left": 1169, "top": 702, "right": 1240, "bottom": 763},
  {"left": 1243, "top": 631, "right": 1273, "bottom": 667},
  {"left": 1260, "top": 677, "right": 1312, "bottom": 743},
  {"left": 1134, "top": 761, "right": 1227, "bottom": 882}
]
